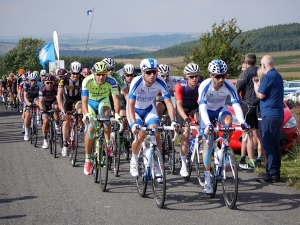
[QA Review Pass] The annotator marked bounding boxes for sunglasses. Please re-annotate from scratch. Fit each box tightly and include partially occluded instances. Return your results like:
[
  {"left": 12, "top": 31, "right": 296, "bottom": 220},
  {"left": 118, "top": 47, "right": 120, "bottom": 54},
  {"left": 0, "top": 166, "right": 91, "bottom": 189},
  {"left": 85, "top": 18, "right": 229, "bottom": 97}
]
[
  {"left": 72, "top": 73, "right": 80, "bottom": 75},
  {"left": 95, "top": 73, "right": 106, "bottom": 77},
  {"left": 145, "top": 70, "right": 157, "bottom": 75},
  {"left": 30, "top": 80, "right": 37, "bottom": 82},
  {"left": 161, "top": 75, "right": 169, "bottom": 78},
  {"left": 214, "top": 74, "right": 227, "bottom": 80},
  {"left": 45, "top": 82, "right": 54, "bottom": 85},
  {"left": 187, "top": 75, "right": 198, "bottom": 79},
  {"left": 125, "top": 74, "right": 134, "bottom": 77},
  {"left": 107, "top": 68, "right": 115, "bottom": 71}
]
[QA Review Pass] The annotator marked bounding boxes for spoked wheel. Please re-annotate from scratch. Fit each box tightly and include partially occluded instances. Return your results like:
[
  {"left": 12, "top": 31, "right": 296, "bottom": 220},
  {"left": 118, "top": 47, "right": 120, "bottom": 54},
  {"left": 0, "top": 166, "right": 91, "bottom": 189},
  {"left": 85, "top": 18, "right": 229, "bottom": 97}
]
[
  {"left": 136, "top": 150, "right": 147, "bottom": 197},
  {"left": 165, "top": 132, "right": 175, "bottom": 174},
  {"left": 111, "top": 132, "right": 120, "bottom": 177},
  {"left": 52, "top": 121, "right": 57, "bottom": 158},
  {"left": 222, "top": 147, "right": 238, "bottom": 209},
  {"left": 29, "top": 125, "right": 33, "bottom": 144},
  {"left": 152, "top": 148, "right": 166, "bottom": 208},
  {"left": 195, "top": 151, "right": 205, "bottom": 188},
  {"left": 49, "top": 121, "right": 54, "bottom": 154},
  {"left": 33, "top": 116, "right": 38, "bottom": 147},
  {"left": 91, "top": 138, "right": 99, "bottom": 183},
  {"left": 124, "top": 140, "right": 130, "bottom": 161},
  {"left": 99, "top": 139, "right": 109, "bottom": 191},
  {"left": 70, "top": 125, "right": 79, "bottom": 167}
]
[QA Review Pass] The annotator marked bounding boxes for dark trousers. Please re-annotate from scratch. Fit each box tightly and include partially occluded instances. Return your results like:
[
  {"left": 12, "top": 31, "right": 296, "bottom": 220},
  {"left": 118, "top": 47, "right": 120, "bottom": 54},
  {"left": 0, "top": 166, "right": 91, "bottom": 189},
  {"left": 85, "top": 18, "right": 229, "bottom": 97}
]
[{"left": 261, "top": 116, "right": 283, "bottom": 177}]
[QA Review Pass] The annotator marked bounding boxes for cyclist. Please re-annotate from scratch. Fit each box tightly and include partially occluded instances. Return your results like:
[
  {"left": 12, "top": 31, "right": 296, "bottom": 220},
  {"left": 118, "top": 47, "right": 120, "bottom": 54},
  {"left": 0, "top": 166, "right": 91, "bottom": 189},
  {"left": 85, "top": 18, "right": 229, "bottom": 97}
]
[
  {"left": 39, "top": 74, "right": 60, "bottom": 149},
  {"left": 174, "top": 63, "right": 201, "bottom": 178},
  {"left": 7, "top": 73, "right": 17, "bottom": 108},
  {"left": 127, "top": 58, "right": 178, "bottom": 177},
  {"left": 156, "top": 64, "right": 177, "bottom": 116},
  {"left": 18, "top": 73, "right": 30, "bottom": 132},
  {"left": 57, "top": 62, "right": 85, "bottom": 157},
  {"left": 23, "top": 73, "right": 40, "bottom": 141},
  {"left": 81, "top": 61, "right": 121, "bottom": 175},
  {"left": 81, "top": 68, "right": 90, "bottom": 77},
  {"left": 198, "top": 59, "right": 249, "bottom": 194}
]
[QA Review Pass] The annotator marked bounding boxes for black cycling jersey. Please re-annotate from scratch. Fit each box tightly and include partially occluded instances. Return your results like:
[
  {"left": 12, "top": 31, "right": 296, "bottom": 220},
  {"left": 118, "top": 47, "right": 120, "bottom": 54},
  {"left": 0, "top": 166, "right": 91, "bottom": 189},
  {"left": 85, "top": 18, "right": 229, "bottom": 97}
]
[
  {"left": 24, "top": 83, "right": 39, "bottom": 102},
  {"left": 58, "top": 73, "right": 84, "bottom": 97}
]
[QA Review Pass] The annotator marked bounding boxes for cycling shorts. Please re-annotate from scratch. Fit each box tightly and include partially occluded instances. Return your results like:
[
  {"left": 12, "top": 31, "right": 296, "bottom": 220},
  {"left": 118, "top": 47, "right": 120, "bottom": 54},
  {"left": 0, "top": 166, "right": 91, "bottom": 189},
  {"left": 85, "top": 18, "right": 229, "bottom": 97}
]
[
  {"left": 87, "top": 97, "right": 111, "bottom": 120},
  {"left": 176, "top": 104, "right": 198, "bottom": 126},
  {"left": 200, "top": 105, "right": 231, "bottom": 130},
  {"left": 63, "top": 95, "right": 81, "bottom": 112}
]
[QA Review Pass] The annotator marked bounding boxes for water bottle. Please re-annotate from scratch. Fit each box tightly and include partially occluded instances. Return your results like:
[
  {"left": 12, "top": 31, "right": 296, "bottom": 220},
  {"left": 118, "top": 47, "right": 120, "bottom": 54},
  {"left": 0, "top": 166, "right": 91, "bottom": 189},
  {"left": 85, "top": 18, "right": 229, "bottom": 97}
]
[{"left": 189, "top": 138, "right": 196, "bottom": 154}]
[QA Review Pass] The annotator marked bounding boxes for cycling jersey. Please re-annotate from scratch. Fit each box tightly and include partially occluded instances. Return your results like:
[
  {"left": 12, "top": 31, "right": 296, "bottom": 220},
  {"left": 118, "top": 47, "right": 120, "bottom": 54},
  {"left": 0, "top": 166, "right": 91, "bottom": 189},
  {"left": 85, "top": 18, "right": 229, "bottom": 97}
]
[
  {"left": 39, "top": 85, "right": 58, "bottom": 102},
  {"left": 81, "top": 75, "right": 119, "bottom": 101},
  {"left": 198, "top": 78, "right": 245, "bottom": 126},
  {"left": 174, "top": 79, "right": 200, "bottom": 109},
  {"left": 24, "top": 83, "right": 39, "bottom": 102},
  {"left": 128, "top": 76, "right": 170, "bottom": 109},
  {"left": 165, "top": 76, "right": 177, "bottom": 92},
  {"left": 58, "top": 73, "right": 84, "bottom": 97},
  {"left": 109, "top": 73, "right": 126, "bottom": 90}
]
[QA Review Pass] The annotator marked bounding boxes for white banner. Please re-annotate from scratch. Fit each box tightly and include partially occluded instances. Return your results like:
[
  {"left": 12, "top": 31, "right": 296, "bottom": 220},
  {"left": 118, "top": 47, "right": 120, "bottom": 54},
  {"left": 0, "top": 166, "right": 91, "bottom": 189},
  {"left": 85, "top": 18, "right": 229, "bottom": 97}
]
[
  {"left": 53, "top": 31, "right": 59, "bottom": 61},
  {"left": 49, "top": 60, "right": 65, "bottom": 72}
]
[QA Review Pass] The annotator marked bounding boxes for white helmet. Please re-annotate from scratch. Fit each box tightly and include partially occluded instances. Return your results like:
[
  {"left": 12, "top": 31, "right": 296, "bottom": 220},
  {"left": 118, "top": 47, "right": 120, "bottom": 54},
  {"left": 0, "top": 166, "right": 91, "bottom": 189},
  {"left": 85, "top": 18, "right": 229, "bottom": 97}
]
[
  {"left": 70, "top": 61, "right": 82, "bottom": 73},
  {"left": 184, "top": 63, "right": 200, "bottom": 75},
  {"left": 28, "top": 73, "right": 39, "bottom": 80},
  {"left": 158, "top": 64, "right": 170, "bottom": 76},
  {"left": 140, "top": 58, "right": 159, "bottom": 71},
  {"left": 40, "top": 69, "right": 47, "bottom": 76},
  {"left": 102, "top": 58, "right": 115, "bottom": 68},
  {"left": 123, "top": 63, "right": 135, "bottom": 75},
  {"left": 208, "top": 59, "right": 228, "bottom": 75}
]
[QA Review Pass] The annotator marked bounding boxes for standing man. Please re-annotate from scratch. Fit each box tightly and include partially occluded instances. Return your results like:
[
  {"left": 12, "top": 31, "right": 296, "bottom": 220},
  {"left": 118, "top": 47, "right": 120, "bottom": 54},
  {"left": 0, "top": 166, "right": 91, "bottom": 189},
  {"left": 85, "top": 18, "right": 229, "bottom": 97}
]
[
  {"left": 254, "top": 55, "right": 283, "bottom": 183},
  {"left": 236, "top": 53, "right": 257, "bottom": 170}
]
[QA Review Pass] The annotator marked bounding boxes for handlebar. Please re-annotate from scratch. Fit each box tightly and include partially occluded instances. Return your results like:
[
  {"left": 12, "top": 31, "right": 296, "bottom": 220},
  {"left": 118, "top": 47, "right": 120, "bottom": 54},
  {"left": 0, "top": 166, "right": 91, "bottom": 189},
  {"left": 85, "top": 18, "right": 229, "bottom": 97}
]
[{"left": 133, "top": 125, "right": 179, "bottom": 143}]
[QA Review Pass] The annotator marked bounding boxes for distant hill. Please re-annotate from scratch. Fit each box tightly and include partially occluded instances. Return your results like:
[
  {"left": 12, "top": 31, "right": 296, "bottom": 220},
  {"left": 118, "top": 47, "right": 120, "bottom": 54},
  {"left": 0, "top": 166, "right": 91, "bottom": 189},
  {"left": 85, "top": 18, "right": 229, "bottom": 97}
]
[{"left": 115, "top": 23, "right": 300, "bottom": 58}]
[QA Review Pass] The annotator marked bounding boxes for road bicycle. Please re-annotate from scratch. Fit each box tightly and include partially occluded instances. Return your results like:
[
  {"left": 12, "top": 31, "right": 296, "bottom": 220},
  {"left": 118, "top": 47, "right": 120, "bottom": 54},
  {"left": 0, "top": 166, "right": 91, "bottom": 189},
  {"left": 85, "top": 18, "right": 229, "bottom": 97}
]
[
  {"left": 67, "top": 110, "right": 83, "bottom": 167},
  {"left": 89, "top": 115, "right": 120, "bottom": 192},
  {"left": 185, "top": 124, "right": 248, "bottom": 209},
  {"left": 28, "top": 103, "right": 39, "bottom": 147},
  {"left": 160, "top": 114, "right": 176, "bottom": 174},
  {"left": 110, "top": 118, "right": 124, "bottom": 177},
  {"left": 134, "top": 125, "right": 179, "bottom": 208},
  {"left": 47, "top": 109, "right": 61, "bottom": 158},
  {"left": 119, "top": 115, "right": 131, "bottom": 161}
]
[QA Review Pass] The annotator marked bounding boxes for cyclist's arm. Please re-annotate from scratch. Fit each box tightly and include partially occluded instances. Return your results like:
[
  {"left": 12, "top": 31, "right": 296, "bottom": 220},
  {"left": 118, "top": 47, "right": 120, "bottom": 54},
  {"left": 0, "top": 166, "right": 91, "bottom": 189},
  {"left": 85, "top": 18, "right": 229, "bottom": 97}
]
[
  {"left": 121, "top": 86, "right": 129, "bottom": 101},
  {"left": 112, "top": 94, "right": 120, "bottom": 115},
  {"left": 24, "top": 90, "right": 31, "bottom": 106},
  {"left": 57, "top": 87, "right": 64, "bottom": 112},
  {"left": 38, "top": 88, "right": 45, "bottom": 110},
  {"left": 17, "top": 85, "right": 22, "bottom": 102},
  {"left": 165, "top": 98, "right": 176, "bottom": 121},
  {"left": 174, "top": 83, "right": 188, "bottom": 120},
  {"left": 198, "top": 82, "right": 211, "bottom": 126},
  {"left": 81, "top": 95, "right": 89, "bottom": 116},
  {"left": 128, "top": 99, "right": 136, "bottom": 125}
]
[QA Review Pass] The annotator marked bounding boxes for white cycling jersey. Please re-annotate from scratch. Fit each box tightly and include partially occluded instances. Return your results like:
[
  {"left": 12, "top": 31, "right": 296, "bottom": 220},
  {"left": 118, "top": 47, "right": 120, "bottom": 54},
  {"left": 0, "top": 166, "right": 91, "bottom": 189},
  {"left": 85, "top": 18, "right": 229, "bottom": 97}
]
[
  {"left": 128, "top": 76, "right": 171, "bottom": 109},
  {"left": 198, "top": 78, "right": 245, "bottom": 126},
  {"left": 165, "top": 75, "right": 178, "bottom": 92}
]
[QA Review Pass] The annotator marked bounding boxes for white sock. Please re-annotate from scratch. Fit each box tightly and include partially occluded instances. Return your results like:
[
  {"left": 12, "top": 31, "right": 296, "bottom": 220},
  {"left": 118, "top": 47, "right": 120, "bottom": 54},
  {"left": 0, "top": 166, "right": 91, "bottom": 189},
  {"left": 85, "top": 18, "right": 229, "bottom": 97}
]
[
  {"left": 25, "top": 128, "right": 28, "bottom": 135},
  {"left": 131, "top": 153, "right": 138, "bottom": 162},
  {"left": 181, "top": 155, "right": 187, "bottom": 168},
  {"left": 204, "top": 171, "right": 211, "bottom": 184}
]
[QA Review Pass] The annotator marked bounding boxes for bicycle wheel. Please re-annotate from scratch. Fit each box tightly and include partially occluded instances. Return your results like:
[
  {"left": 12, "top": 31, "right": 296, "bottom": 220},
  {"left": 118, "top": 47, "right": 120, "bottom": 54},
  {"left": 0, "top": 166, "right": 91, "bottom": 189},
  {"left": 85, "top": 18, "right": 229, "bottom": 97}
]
[
  {"left": 52, "top": 121, "right": 57, "bottom": 158},
  {"left": 112, "top": 132, "right": 120, "bottom": 177},
  {"left": 70, "top": 125, "right": 78, "bottom": 167},
  {"left": 59, "top": 120, "right": 63, "bottom": 148},
  {"left": 195, "top": 143, "right": 205, "bottom": 188},
  {"left": 99, "top": 138, "right": 109, "bottom": 191},
  {"left": 152, "top": 148, "right": 166, "bottom": 208},
  {"left": 136, "top": 149, "right": 147, "bottom": 197},
  {"left": 166, "top": 131, "right": 175, "bottom": 174},
  {"left": 123, "top": 131, "right": 130, "bottom": 160},
  {"left": 33, "top": 115, "right": 38, "bottom": 147},
  {"left": 222, "top": 147, "right": 238, "bottom": 209},
  {"left": 29, "top": 117, "right": 34, "bottom": 145},
  {"left": 91, "top": 138, "right": 99, "bottom": 183},
  {"left": 49, "top": 121, "right": 53, "bottom": 154}
]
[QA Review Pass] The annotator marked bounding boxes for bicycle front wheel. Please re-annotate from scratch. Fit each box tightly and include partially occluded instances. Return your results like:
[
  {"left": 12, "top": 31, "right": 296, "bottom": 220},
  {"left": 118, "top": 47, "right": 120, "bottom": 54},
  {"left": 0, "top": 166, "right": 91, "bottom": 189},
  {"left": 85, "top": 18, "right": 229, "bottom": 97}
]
[
  {"left": 166, "top": 131, "right": 175, "bottom": 174},
  {"left": 222, "top": 147, "right": 238, "bottom": 209},
  {"left": 136, "top": 150, "right": 147, "bottom": 197},
  {"left": 152, "top": 148, "right": 166, "bottom": 209},
  {"left": 112, "top": 132, "right": 120, "bottom": 177},
  {"left": 70, "top": 125, "right": 78, "bottom": 167},
  {"left": 99, "top": 138, "right": 109, "bottom": 191},
  {"left": 52, "top": 121, "right": 57, "bottom": 158},
  {"left": 91, "top": 138, "right": 99, "bottom": 183},
  {"left": 49, "top": 121, "right": 54, "bottom": 155}
]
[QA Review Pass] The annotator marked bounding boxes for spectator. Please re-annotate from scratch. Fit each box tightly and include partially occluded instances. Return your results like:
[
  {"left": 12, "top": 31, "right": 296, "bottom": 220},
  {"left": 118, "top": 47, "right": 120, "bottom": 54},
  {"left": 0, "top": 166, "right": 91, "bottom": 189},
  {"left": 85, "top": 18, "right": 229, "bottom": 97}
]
[
  {"left": 236, "top": 53, "right": 258, "bottom": 170},
  {"left": 241, "top": 60, "right": 247, "bottom": 72},
  {"left": 254, "top": 55, "right": 283, "bottom": 183}
]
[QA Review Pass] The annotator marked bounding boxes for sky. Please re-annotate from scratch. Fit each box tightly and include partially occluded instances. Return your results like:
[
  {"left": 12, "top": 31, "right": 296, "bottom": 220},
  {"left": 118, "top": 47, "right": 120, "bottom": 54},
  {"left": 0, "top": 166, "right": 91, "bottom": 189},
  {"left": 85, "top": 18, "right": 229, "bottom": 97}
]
[{"left": 1, "top": 0, "right": 300, "bottom": 39}]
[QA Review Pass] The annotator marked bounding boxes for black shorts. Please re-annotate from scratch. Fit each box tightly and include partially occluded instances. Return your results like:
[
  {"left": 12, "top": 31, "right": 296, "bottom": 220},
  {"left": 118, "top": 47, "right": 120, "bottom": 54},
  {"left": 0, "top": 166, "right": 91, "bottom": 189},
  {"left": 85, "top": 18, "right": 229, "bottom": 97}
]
[
  {"left": 240, "top": 102, "right": 258, "bottom": 129},
  {"left": 63, "top": 95, "right": 81, "bottom": 112},
  {"left": 176, "top": 105, "right": 198, "bottom": 126}
]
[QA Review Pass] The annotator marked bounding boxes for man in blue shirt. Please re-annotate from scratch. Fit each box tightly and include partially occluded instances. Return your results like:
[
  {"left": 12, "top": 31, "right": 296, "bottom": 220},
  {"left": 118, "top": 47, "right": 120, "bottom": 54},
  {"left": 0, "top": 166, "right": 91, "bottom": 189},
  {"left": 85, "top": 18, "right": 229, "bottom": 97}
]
[{"left": 253, "top": 55, "right": 283, "bottom": 183}]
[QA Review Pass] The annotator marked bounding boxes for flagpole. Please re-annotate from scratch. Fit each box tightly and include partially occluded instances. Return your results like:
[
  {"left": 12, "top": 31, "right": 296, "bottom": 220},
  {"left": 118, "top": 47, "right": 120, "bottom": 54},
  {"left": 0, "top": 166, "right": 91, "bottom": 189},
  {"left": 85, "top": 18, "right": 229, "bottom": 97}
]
[{"left": 84, "top": 7, "right": 95, "bottom": 58}]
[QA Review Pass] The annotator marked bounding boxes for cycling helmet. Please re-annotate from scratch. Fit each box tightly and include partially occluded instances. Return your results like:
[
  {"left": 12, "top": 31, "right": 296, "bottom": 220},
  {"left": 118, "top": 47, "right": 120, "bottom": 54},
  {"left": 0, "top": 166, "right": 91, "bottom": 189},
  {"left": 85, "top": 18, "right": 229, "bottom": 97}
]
[
  {"left": 140, "top": 58, "right": 159, "bottom": 71},
  {"left": 40, "top": 69, "right": 47, "bottom": 76},
  {"left": 22, "top": 73, "right": 28, "bottom": 80},
  {"left": 57, "top": 69, "right": 67, "bottom": 76},
  {"left": 9, "top": 73, "right": 15, "bottom": 78},
  {"left": 183, "top": 63, "right": 200, "bottom": 75},
  {"left": 208, "top": 59, "right": 228, "bottom": 75},
  {"left": 123, "top": 63, "right": 135, "bottom": 75},
  {"left": 158, "top": 64, "right": 170, "bottom": 75},
  {"left": 28, "top": 73, "right": 39, "bottom": 80},
  {"left": 18, "top": 69, "right": 25, "bottom": 75},
  {"left": 44, "top": 74, "right": 55, "bottom": 81},
  {"left": 70, "top": 61, "right": 82, "bottom": 73},
  {"left": 33, "top": 70, "right": 39, "bottom": 75},
  {"left": 82, "top": 68, "right": 90, "bottom": 74},
  {"left": 92, "top": 61, "right": 107, "bottom": 73},
  {"left": 102, "top": 58, "right": 115, "bottom": 68}
]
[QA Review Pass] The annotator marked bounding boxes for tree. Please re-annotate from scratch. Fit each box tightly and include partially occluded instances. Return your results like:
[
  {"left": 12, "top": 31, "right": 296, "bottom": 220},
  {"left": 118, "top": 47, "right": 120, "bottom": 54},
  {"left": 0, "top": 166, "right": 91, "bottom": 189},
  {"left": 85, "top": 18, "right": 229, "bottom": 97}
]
[
  {"left": 183, "top": 18, "right": 251, "bottom": 78},
  {"left": 3, "top": 38, "right": 44, "bottom": 74}
]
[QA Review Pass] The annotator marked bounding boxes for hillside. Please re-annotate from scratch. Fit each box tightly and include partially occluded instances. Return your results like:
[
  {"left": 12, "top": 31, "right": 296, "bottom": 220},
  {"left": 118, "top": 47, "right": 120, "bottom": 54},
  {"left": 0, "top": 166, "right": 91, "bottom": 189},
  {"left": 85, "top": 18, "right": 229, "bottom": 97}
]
[{"left": 116, "top": 23, "right": 300, "bottom": 58}]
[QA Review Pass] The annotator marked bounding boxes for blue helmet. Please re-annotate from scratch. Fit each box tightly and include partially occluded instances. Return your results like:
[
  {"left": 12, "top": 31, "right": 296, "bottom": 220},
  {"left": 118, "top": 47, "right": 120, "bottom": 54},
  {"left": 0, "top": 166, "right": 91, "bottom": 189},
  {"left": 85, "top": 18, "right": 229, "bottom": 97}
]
[{"left": 208, "top": 59, "right": 228, "bottom": 75}]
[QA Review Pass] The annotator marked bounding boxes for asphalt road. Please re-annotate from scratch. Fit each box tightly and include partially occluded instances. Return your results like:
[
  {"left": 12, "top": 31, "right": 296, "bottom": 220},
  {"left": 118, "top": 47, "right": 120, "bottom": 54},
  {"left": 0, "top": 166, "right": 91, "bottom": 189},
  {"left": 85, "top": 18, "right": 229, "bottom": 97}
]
[{"left": 0, "top": 103, "right": 300, "bottom": 225}]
